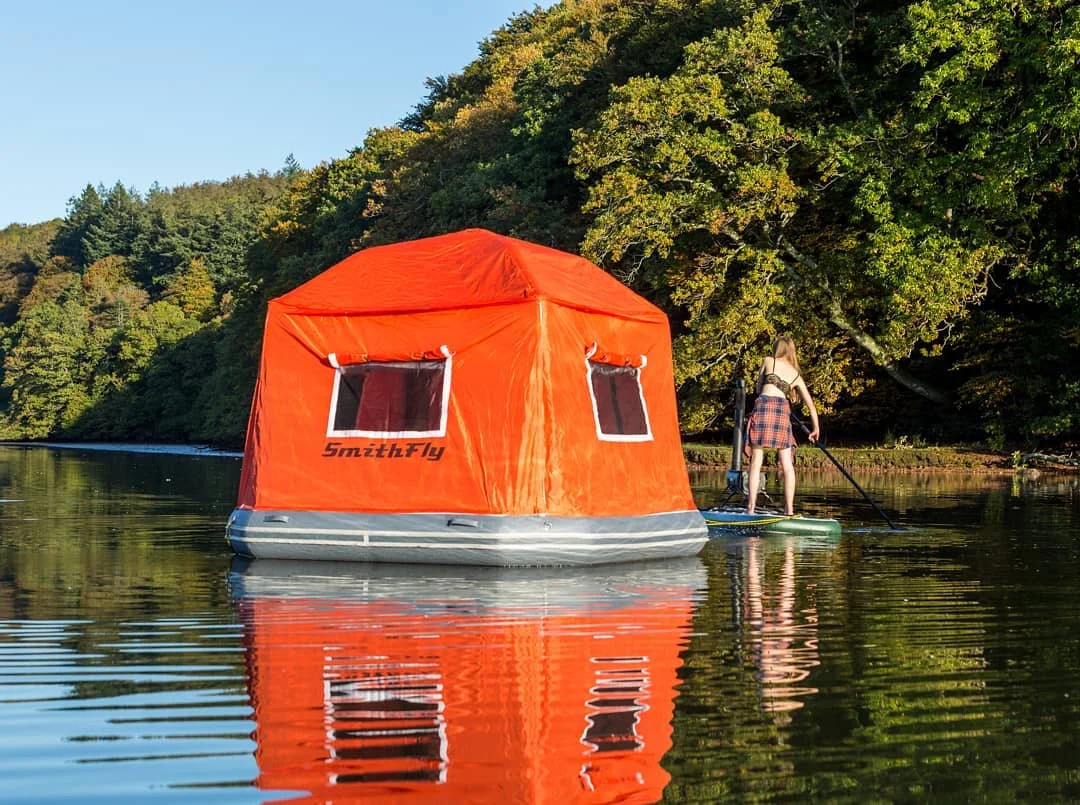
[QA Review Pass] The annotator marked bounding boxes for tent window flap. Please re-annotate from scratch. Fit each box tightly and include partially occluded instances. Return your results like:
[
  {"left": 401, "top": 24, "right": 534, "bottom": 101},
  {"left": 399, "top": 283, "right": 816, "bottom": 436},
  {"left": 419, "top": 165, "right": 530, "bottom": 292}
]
[
  {"left": 329, "top": 358, "right": 449, "bottom": 437},
  {"left": 587, "top": 360, "right": 652, "bottom": 442}
]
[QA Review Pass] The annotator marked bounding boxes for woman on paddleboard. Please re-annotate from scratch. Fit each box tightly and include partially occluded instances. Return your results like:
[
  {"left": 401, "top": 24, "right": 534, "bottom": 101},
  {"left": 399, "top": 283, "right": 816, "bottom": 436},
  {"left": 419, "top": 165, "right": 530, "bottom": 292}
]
[{"left": 746, "top": 335, "right": 820, "bottom": 516}]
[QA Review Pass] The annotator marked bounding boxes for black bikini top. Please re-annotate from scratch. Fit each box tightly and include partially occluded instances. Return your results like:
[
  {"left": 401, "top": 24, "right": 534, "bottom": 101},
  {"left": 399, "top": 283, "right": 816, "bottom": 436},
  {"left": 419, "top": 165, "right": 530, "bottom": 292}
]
[{"left": 762, "top": 358, "right": 798, "bottom": 395}]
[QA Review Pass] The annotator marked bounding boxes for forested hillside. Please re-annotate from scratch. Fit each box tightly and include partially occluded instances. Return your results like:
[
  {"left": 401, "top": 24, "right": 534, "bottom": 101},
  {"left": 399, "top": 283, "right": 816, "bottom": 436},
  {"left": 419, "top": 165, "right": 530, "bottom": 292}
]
[{"left": 1, "top": 0, "right": 1077, "bottom": 449}]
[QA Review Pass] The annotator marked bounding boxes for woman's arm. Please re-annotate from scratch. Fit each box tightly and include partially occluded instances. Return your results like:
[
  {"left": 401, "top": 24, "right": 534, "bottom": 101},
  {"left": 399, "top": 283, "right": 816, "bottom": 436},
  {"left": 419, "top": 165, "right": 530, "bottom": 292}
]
[
  {"left": 754, "top": 358, "right": 767, "bottom": 395},
  {"left": 795, "top": 377, "right": 820, "bottom": 442}
]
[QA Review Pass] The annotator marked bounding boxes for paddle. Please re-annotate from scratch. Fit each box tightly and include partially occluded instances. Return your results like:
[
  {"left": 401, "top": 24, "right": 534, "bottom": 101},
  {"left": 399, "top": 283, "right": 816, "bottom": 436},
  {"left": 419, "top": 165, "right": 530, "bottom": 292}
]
[{"left": 789, "top": 411, "right": 901, "bottom": 530}]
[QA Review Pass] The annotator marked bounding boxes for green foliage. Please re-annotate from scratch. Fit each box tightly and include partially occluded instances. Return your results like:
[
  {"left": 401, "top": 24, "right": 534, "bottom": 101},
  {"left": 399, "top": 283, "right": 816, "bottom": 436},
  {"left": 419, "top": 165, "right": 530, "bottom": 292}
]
[
  {"left": 51, "top": 185, "right": 104, "bottom": 266},
  {"left": 83, "top": 182, "right": 144, "bottom": 264},
  {"left": 17, "top": 256, "right": 81, "bottom": 316},
  {"left": 0, "top": 0, "right": 1078, "bottom": 449},
  {"left": 0, "top": 300, "right": 89, "bottom": 438},
  {"left": 0, "top": 169, "right": 288, "bottom": 444},
  {"left": 0, "top": 220, "right": 57, "bottom": 325},
  {"left": 571, "top": 2, "right": 1013, "bottom": 432},
  {"left": 163, "top": 257, "right": 216, "bottom": 321},
  {"left": 81, "top": 255, "right": 148, "bottom": 329}
]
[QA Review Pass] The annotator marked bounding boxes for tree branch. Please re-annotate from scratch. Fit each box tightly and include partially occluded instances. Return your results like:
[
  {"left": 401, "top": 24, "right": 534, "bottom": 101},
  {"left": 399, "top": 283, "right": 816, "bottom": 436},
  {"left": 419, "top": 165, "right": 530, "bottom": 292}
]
[
  {"left": 777, "top": 236, "right": 951, "bottom": 404},
  {"left": 719, "top": 224, "right": 952, "bottom": 404}
]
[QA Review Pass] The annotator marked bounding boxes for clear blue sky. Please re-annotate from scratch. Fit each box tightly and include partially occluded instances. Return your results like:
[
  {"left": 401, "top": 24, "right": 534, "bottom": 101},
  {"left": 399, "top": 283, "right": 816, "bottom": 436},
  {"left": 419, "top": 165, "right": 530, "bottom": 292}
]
[{"left": 0, "top": 0, "right": 544, "bottom": 229}]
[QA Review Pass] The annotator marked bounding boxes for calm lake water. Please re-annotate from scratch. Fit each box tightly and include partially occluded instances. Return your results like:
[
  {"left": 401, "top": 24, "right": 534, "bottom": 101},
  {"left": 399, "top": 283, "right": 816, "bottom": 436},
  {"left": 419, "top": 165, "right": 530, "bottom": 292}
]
[{"left": 1, "top": 444, "right": 1079, "bottom": 803}]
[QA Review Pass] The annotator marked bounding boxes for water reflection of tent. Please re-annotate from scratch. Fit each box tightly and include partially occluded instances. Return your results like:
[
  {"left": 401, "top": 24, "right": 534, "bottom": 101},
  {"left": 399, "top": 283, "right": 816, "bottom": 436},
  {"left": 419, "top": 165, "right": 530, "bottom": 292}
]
[
  {"left": 227, "top": 229, "right": 706, "bottom": 566},
  {"left": 229, "top": 558, "right": 706, "bottom": 803}
]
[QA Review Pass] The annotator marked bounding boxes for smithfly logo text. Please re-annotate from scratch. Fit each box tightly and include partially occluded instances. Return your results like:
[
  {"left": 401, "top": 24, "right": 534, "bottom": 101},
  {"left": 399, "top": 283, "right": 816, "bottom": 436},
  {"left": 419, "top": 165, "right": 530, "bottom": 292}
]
[{"left": 322, "top": 441, "right": 445, "bottom": 461}]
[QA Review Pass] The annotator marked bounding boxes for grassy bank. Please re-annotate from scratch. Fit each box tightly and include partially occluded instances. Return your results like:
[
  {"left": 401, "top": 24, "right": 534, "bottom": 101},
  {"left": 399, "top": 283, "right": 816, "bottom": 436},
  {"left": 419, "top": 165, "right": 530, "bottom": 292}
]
[{"left": 683, "top": 443, "right": 1025, "bottom": 472}]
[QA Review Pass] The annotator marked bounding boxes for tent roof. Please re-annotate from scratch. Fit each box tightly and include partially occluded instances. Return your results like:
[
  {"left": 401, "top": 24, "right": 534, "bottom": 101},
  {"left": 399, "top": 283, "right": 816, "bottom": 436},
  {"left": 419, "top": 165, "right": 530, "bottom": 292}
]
[{"left": 272, "top": 228, "right": 665, "bottom": 321}]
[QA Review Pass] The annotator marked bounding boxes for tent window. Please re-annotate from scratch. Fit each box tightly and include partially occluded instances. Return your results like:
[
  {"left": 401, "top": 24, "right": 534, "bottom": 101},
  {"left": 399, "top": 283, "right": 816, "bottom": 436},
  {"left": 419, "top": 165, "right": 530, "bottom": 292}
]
[
  {"left": 587, "top": 361, "right": 652, "bottom": 442},
  {"left": 329, "top": 358, "right": 449, "bottom": 438}
]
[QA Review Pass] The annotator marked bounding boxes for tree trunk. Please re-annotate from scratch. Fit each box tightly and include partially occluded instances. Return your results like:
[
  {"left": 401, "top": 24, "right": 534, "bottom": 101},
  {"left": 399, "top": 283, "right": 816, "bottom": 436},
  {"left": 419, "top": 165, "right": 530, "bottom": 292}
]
[
  {"left": 773, "top": 234, "right": 952, "bottom": 405},
  {"left": 821, "top": 294, "right": 951, "bottom": 405}
]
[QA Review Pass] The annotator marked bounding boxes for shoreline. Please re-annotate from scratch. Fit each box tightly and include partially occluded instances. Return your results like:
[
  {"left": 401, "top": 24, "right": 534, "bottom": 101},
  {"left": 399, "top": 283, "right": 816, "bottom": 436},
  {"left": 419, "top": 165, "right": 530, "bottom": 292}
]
[
  {"left": 0, "top": 441, "right": 243, "bottom": 458},
  {"left": 2, "top": 440, "right": 1076, "bottom": 474},
  {"left": 683, "top": 443, "right": 1080, "bottom": 474}
]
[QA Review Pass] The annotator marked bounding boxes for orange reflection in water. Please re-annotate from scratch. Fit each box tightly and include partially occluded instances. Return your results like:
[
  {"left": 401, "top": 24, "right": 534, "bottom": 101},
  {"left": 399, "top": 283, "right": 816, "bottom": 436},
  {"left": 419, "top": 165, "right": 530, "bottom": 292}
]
[
  {"left": 230, "top": 559, "right": 705, "bottom": 804},
  {"left": 744, "top": 539, "right": 821, "bottom": 719}
]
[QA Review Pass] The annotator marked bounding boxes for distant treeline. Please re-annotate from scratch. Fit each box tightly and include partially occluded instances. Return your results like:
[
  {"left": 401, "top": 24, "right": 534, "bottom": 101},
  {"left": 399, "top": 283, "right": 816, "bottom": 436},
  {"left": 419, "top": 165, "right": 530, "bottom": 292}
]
[{"left": 1, "top": 0, "right": 1077, "bottom": 449}]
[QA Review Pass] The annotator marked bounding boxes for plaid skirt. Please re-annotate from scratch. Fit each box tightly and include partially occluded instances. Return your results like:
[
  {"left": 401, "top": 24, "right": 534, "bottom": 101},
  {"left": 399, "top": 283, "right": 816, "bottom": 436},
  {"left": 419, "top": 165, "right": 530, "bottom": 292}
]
[{"left": 744, "top": 395, "right": 796, "bottom": 457}]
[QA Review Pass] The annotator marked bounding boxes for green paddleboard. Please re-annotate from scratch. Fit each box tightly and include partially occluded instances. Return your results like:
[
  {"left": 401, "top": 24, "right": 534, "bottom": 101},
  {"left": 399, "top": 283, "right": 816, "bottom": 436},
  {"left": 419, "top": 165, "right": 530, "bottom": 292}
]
[{"left": 700, "top": 508, "right": 842, "bottom": 537}]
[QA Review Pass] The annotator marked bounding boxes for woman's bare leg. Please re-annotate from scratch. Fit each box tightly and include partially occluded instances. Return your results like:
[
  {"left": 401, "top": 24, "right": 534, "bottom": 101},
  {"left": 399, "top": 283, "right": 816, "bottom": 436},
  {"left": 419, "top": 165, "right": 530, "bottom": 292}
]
[
  {"left": 778, "top": 447, "right": 796, "bottom": 515},
  {"left": 747, "top": 447, "right": 765, "bottom": 513}
]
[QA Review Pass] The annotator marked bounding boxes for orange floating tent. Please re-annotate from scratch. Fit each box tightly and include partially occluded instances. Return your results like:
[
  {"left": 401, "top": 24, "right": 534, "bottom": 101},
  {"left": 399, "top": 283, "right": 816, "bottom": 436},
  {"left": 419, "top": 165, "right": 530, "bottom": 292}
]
[{"left": 227, "top": 229, "right": 706, "bottom": 565}]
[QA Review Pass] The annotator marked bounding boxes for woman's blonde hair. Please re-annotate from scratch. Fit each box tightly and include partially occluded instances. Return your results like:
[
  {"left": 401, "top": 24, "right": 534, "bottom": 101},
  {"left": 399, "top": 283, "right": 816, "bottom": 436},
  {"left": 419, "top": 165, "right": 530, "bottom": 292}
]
[{"left": 773, "top": 335, "right": 800, "bottom": 373}]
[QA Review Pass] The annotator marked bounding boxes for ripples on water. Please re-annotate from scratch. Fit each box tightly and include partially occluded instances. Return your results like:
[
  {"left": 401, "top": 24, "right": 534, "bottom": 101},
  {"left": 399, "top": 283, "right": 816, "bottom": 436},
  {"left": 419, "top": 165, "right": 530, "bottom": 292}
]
[
  {"left": 0, "top": 618, "right": 254, "bottom": 803},
  {"left": 1, "top": 446, "right": 1079, "bottom": 802}
]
